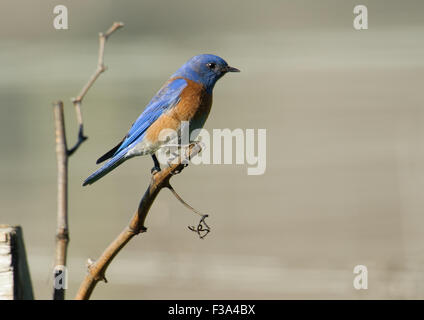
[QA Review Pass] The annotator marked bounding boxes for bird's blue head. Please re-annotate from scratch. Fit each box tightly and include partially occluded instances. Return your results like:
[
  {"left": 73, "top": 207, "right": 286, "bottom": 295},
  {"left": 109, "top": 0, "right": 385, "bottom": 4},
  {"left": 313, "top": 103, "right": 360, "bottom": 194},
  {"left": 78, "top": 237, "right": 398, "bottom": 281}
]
[{"left": 172, "top": 54, "right": 240, "bottom": 93}]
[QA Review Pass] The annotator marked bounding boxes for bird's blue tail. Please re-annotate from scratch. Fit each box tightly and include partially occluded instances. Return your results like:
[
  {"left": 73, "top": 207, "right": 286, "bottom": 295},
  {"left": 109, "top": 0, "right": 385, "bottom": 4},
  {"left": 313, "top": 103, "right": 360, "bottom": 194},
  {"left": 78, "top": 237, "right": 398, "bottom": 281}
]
[{"left": 83, "top": 151, "right": 127, "bottom": 186}]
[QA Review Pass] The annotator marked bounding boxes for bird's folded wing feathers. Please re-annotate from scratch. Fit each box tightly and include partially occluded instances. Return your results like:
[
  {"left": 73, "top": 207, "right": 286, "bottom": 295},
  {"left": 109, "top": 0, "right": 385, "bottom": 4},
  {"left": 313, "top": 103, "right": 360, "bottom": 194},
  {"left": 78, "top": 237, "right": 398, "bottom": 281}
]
[
  {"left": 114, "top": 77, "right": 188, "bottom": 154},
  {"left": 83, "top": 78, "right": 188, "bottom": 186}
]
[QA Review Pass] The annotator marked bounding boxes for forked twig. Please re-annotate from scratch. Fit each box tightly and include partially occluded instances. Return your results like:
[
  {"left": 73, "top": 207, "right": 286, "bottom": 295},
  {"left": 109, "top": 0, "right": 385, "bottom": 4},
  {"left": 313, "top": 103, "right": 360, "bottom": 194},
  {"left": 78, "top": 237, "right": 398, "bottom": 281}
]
[
  {"left": 52, "top": 22, "right": 123, "bottom": 300},
  {"left": 68, "top": 22, "right": 123, "bottom": 156}
]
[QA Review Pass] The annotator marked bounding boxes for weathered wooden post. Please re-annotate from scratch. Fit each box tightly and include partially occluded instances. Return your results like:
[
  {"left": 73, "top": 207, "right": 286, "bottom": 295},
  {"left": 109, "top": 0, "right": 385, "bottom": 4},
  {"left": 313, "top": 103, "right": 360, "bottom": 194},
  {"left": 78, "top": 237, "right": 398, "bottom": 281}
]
[{"left": 0, "top": 225, "right": 34, "bottom": 300}]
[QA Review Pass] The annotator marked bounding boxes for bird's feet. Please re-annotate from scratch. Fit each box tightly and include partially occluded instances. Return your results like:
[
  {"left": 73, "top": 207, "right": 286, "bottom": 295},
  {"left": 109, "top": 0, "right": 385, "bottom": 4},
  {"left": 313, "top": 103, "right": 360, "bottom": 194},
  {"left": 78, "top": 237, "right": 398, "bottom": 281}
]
[
  {"left": 151, "top": 166, "right": 161, "bottom": 175},
  {"left": 167, "top": 150, "right": 181, "bottom": 166},
  {"left": 166, "top": 149, "right": 186, "bottom": 175},
  {"left": 169, "top": 163, "right": 188, "bottom": 176}
]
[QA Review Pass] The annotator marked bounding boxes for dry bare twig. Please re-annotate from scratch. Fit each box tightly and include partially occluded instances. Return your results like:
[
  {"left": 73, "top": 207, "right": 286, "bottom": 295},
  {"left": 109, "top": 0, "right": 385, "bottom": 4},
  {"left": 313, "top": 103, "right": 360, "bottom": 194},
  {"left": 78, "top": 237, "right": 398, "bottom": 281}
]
[
  {"left": 74, "top": 144, "right": 208, "bottom": 300},
  {"left": 69, "top": 22, "right": 124, "bottom": 155},
  {"left": 52, "top": 22, "right": 123, "bottom": 300},
  {"left": 52, "top": 101, "right": 68, "bottom": 301}
]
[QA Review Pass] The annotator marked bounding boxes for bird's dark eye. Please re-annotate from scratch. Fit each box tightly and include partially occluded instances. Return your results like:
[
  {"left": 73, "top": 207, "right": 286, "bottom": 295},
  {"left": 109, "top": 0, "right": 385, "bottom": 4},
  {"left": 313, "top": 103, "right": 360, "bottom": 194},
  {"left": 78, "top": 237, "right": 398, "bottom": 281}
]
[{"left": 206, "top": 62, "right": 216, "bottom": 69}]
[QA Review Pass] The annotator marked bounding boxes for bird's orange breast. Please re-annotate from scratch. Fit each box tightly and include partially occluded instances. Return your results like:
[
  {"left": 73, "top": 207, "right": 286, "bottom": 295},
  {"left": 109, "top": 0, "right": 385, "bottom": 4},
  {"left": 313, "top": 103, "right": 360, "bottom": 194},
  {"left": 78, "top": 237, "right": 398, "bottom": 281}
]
[{"left": 145, "top": 78, "right": 212, "bottom": 143}]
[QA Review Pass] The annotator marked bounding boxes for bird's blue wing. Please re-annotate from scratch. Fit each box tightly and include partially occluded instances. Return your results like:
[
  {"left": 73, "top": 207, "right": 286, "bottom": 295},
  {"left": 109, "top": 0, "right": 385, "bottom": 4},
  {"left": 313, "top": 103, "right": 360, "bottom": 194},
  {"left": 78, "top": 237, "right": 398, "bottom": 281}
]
[
  {"left": 83, "top": 77, "right": 187, "bottom": 186},
  {"left": 116, "top": 77, "right": 187, "bottom": 153}
]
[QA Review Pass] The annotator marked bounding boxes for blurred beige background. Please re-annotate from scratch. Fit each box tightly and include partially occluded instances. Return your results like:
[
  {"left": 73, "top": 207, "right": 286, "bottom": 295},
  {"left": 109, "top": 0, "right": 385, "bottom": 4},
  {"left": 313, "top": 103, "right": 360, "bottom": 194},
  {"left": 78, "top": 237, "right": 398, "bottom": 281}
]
[{"left": 1, "top": 0, "right": 424, "bottom": 299}]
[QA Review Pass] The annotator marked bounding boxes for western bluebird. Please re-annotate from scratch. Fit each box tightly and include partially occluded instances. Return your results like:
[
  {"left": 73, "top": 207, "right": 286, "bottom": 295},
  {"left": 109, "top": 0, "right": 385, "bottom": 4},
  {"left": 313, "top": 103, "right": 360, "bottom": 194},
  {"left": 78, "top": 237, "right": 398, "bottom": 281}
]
[{"left": 83, "top": 54, "right": 239, "bottom": 186}]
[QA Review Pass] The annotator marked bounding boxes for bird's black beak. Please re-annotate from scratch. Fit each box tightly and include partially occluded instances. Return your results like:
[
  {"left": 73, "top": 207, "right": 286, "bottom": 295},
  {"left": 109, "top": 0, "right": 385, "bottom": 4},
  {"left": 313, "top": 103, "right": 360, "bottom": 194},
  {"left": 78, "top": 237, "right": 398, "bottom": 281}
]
[{"left": 225, "top": 66, "right": 240, "bottom": 73}]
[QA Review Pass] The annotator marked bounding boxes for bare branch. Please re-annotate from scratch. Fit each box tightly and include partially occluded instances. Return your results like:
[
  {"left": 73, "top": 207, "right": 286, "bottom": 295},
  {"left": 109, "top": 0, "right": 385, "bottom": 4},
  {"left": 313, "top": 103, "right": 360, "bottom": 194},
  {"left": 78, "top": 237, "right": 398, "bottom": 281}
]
[
  {"left": 74, "top": 144, "right": 203, "bottom": 300},
  {"left": 52, "top": 101, "right": 69, "bottom": 300},
  {"left": 69, "top": 21, "right": 124, "bottom": 155},
  {"left": 52, "top": 22, "right": 124, "bottom": 300},
  {"left": 67, "top": 124, "right": 87, "bottom": 156}
]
